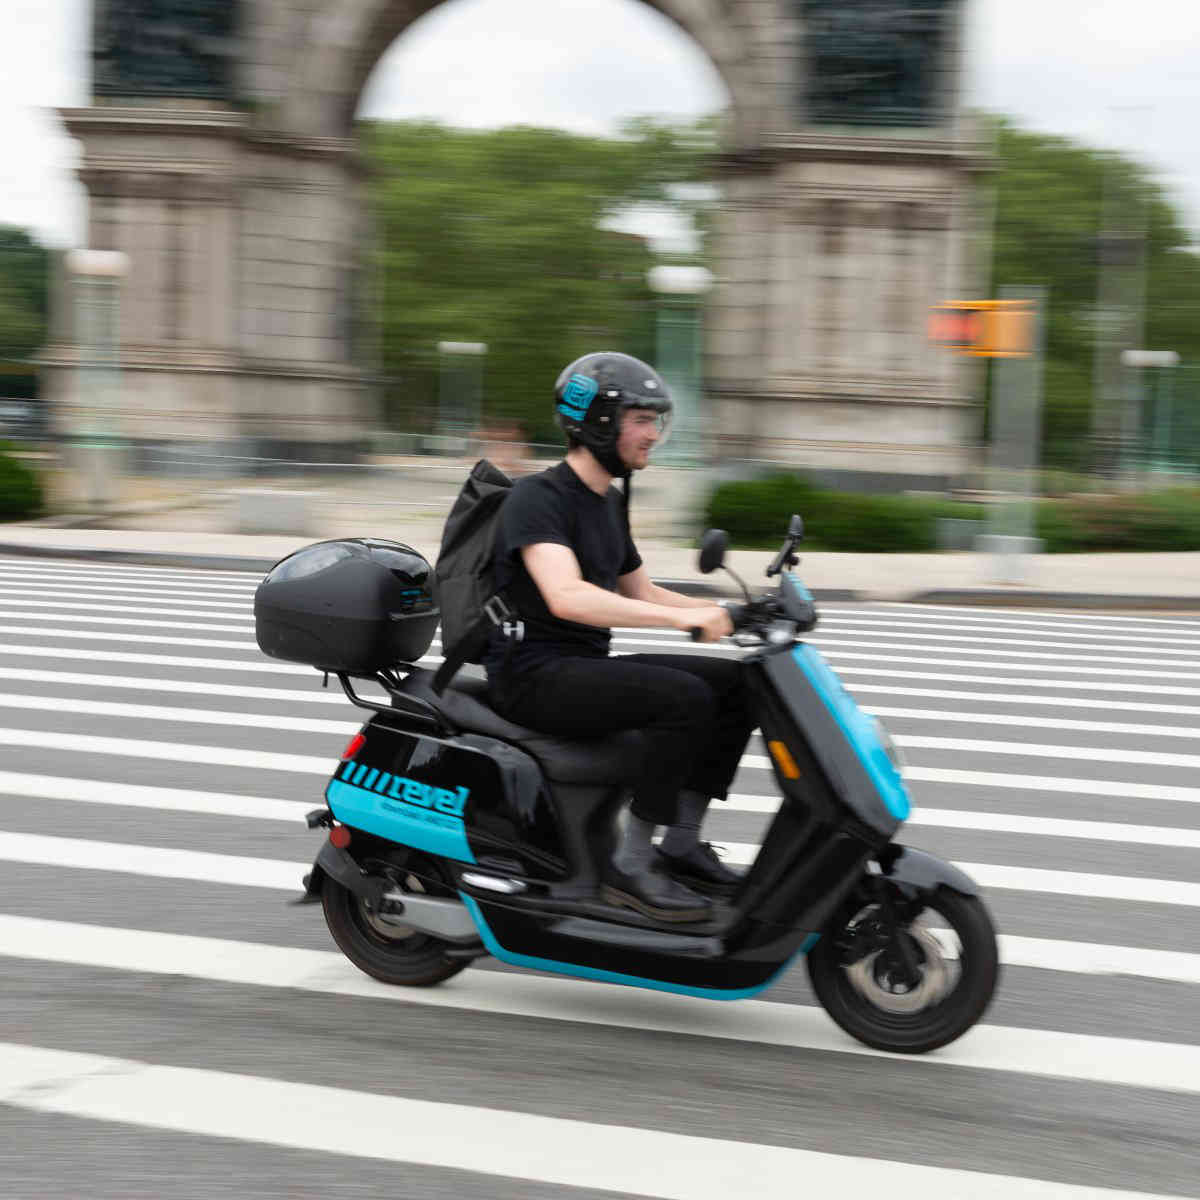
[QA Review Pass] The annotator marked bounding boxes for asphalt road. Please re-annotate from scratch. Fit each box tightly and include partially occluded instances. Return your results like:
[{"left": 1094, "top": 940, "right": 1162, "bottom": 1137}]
[{"left": 0, "top": 555, "right": 1197, "bottom": 1199}]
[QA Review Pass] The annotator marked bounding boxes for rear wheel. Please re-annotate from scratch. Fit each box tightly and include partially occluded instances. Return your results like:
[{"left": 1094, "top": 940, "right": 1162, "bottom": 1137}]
[
  {"left": 807, "top": 885, "right": 998, "bottom": 1054},
  {"left": 321, "top": 847, "right": 470, "bottom": 987}
]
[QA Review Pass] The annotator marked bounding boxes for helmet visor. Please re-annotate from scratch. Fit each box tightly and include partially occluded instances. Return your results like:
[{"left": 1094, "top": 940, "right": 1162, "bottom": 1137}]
[{"left": 621, "top": 401, "right": 673, "bottom": 449}]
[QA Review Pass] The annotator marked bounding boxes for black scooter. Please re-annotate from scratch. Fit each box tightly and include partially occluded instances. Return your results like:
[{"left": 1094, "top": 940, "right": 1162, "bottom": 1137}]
[{"left": 261, "top": 519, "right": 999, "bottom": 1054}]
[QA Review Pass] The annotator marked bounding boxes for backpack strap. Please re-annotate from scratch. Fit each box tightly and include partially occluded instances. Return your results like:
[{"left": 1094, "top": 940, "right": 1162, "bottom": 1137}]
[{"left": 431, "top": 593, "right": 523, "bottom": 696}]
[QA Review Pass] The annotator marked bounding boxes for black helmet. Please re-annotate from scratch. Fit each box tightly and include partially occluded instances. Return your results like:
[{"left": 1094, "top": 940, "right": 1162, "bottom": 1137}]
[{"left": 554, "top": 351, "right": 672, "bottom": 476}]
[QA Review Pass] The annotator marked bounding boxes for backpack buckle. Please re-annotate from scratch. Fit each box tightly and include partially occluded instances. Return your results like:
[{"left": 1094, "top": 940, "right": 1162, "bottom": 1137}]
[
  {"left": 484, "top": 595, "right": 523, "bottom": 640},
  {"left": 483, "top": 595, "right": 513, "bottom": 626}
]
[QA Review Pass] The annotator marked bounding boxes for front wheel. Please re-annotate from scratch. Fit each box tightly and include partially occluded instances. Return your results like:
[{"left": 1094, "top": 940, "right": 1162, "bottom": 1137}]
[
  {"left": 321, "top": 847, "right": 470, "bottom": 988},
  {"left": 807, "top": 885, "right": 998, "bottom": 1054}
]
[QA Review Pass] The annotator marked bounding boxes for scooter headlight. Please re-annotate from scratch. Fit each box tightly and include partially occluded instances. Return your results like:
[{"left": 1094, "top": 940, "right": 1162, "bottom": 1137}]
[{"left": 873, "top": 717, "right": 907, "bottom": 774}]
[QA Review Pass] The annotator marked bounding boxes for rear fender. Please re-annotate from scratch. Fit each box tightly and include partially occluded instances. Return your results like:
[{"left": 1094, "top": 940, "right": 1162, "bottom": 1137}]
[{"left": 291, "top": 842, "right": 385, "bottom": 908}]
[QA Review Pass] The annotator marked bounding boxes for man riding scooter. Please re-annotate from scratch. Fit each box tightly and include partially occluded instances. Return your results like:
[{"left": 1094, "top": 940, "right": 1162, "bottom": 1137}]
[{"left": 482, "top": 352, "right": 756, "bottom": 924}]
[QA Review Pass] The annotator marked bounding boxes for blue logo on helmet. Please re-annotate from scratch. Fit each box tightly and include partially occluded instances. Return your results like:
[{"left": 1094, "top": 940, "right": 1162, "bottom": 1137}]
[{"left": 558, "top": 373, "right": 599, "bottom": 420}]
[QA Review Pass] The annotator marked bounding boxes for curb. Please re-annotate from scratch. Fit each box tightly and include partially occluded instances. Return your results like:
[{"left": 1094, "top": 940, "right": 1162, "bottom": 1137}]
[
  {"left": 652, "top": 578, "right": 861, "bottom": 602},
  {"left": 905, "top": 589, "right": 1200, "bottom": 611}
]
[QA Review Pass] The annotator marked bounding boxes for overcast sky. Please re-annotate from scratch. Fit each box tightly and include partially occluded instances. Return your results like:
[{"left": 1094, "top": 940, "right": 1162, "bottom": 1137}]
[{"left": 5, "top": 0, "right": 1199, "bottom": 250}]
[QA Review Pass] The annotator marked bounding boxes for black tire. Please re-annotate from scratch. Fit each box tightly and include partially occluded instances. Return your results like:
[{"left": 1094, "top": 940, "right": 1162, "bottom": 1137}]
[
  {"left": 320, "top": 848, "right": 470, "bottom": 988},
  {"left": 807, "top": 886, "right": 999, "bottom": 1054}
]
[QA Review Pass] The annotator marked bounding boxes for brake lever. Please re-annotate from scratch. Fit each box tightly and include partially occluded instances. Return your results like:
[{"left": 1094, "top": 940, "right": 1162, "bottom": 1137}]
[{"left": 765, "top": 541, "right": 800, "bottom": 579}]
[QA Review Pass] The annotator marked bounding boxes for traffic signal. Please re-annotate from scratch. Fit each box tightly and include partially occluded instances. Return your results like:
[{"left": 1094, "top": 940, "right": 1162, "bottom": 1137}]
[{"left": 929, "top": 300, "right": 1036, "bottom": 358}]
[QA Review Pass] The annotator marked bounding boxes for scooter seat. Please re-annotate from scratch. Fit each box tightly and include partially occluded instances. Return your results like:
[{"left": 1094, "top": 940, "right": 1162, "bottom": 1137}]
[{"left": 395, "top": 668, "right": 645, "bottom": 786}]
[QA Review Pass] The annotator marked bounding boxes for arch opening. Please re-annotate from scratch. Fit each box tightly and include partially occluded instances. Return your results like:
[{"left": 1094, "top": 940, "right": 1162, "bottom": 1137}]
[
  {"left": 348, "top": 0, "right": 738, "bottom": 143},
  {"left": 345, "top": 0, "right": 733, "bottom": 443}
]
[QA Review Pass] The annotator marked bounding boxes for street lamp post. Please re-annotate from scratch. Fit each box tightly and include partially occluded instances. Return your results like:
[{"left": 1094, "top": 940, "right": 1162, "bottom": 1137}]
[
  {"left": 65, "top": 249, "right": 129, "bottom": 508},
  {"left": 436, "top": 340, "right": 487, "bottom": 454},
  {"left": 1121, "top": 349, "right": 1180, "bottom": 474},
  {"left": 647, "top": 265, "right": 712, "bottom": 465}
]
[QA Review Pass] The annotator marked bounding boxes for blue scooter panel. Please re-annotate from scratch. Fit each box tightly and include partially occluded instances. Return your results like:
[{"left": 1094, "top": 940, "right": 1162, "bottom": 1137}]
[
  {"left": 759, "top": 643, "right": 910, "bottom": 839},
  {"left": 328, "top": 768, "right": 475, "bottom": 863},
  {"left": 462, "top": 893, "right": 821, "bottom": 998}
]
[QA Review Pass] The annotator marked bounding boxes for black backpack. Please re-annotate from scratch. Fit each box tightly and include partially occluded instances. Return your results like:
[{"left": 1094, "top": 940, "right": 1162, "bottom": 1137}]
[{"left": 431, "top": 459, "right": 516, "bottom": 693}]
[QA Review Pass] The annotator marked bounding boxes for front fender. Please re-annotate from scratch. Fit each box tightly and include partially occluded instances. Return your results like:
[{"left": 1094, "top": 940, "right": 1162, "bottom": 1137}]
[{"left": 878, "top": 845, "right": 979, "bottom": 901}]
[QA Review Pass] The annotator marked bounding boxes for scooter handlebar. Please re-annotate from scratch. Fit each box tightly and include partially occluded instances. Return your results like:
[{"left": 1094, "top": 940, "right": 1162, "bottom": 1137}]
[{"left": 689, "top": 603, "right": 750, "bottom": 642}]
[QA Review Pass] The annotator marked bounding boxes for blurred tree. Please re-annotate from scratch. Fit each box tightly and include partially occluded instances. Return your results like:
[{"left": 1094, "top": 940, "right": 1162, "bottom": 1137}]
[
  {"left": 362, "top": 119, "right": 716, "bottom": 443},
  {"left": 0, "top": 227, "right": 50, "bottom": 397},
  {"left": 988, "top": 119, "right": 1200, "bottom": 470}
]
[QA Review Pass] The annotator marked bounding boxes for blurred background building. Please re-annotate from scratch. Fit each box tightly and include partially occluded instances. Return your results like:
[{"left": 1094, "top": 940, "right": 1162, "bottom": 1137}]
[
  {"left": 1, "top": 0, "right": 1195, "bottom": 553},
  {"left": 38, "top": 0, "right": 984, "bottom": 491}
]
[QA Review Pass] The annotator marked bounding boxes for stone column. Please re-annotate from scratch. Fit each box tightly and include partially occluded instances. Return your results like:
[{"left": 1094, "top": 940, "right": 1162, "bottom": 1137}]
[
  {"left": 42, "top": 108, "right": 246, "bottom": 454},
  {"left": 43, "top": 107, "right": 375, "bottom": 463}
]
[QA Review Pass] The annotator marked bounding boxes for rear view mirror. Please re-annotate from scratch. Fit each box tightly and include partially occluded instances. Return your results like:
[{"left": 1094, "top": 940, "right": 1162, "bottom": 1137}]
[
  {"left": 698, "top": 529, "right": 729, "bottom": 575},
  {"left": 788, "top": 514, "right": 804, "bottom": 541}
]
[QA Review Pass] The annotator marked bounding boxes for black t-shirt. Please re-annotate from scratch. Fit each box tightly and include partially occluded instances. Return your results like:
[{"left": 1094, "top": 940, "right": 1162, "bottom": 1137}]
[{"left": 483, "top": 460, "right": 641, "bottom": 679}]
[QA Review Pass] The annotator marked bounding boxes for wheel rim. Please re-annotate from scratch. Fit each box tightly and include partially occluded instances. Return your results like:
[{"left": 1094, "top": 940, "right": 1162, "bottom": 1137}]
[
  {"left": 350, "top": 853, "right": 445, "bottom": 949},
  {"left": 844, "top": 925, "right": 955, "bottom": 1014},
  {"left": 838, "top": 902, "right": 965, "bottom": 1021}
]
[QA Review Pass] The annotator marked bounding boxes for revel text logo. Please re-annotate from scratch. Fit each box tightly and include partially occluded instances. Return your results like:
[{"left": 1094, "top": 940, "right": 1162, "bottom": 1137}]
[{"left": 339, "top": 759, "right": 469, "bottom": 818}]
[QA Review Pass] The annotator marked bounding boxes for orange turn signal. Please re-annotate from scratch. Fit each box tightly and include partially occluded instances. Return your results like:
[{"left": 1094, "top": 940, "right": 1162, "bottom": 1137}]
[{"left": 767, "top": 739, "right": 801, "bottom": 780}]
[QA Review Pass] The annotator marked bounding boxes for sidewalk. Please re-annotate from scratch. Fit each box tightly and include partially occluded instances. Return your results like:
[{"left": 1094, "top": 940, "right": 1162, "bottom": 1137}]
[
  {"left": 11, "top": 454, "right": 1200, "bottom": 606},
  {"left": 3, "top": 514, "right": 1200, "bottom": 608}
]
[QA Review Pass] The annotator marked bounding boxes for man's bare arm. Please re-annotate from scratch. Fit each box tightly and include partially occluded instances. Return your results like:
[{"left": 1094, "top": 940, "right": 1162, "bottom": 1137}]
[
  {"left": 616, "top": 565, "right": 719, "bottom": 611},
  {"left": 521, "top": 545, "right": 731, "bottom": 641}
]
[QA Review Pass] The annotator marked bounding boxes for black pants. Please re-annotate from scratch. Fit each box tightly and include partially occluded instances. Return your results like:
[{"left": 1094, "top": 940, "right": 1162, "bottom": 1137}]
[{"left": 491, "top": 653, "right": 755, "bottom": 825}]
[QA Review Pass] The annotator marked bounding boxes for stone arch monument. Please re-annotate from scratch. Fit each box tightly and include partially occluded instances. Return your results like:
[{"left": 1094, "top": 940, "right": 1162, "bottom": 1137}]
[{"left": 46, "top": 0, "right": 983, "bottom": 484}]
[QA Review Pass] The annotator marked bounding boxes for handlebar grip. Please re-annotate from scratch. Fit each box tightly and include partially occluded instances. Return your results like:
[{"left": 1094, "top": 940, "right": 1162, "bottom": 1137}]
[
  {"left": 690, "top": 627, "right": 703, "bottom": 642},
  {"left": 725, "top": 603, "right": 750, "bottom": 629}
]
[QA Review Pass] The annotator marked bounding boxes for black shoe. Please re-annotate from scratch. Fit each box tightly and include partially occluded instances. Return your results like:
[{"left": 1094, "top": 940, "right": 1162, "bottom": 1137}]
[
  {"left": 601, "top": 861, "right": 713, "bottom": 924},
  {"left": 656, "top": 843, "right": 745, "bottom": 893}
]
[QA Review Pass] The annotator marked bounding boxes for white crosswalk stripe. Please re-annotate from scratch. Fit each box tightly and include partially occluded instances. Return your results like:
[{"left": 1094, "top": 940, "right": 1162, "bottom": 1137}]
[
  {"left": 814, "top": 611, "right": 1200, "bottom": 645},
  {"left": 864, "top": 704, "right": 1200, "bottom": 741},
  {"left": 829, "top": 600, "right": 1200, "bottom": 629},
  {"left": 0, "top": 558, "right": 1196, "bottom": 1198},
  {"left": 724, "top": 792, "right": 1200, "bottom": 846},
  {"left": 0, "top": 665, "right": 351, "bottom": 704},
  {"left": 4, "top": 825, "right": 1197, "bottom": 908},
  {"left": 0, "top": 640, "right": 315, "bottom": 673},
  {"left": 0, "top": 690, "right": 357, "bottom": 734},
  {"left": 0, "top": 557, "right": 257, "bottom": 584},
  {"left": 2, "top": 1042, "right": 1178, "bottom": 1200},
  {"left": 2, "top": 917, "right": 1198, "bottom": 1093},
  {"left": 836, "top": 664, "right": 1200, "bottom": 699},
  {"left": 0, "top": 609, "right": 255, "bottom": 633},
  {"left": 0, "top": 622, "right": 256, "bottom": 648},
  {"left": 0, "top": 584, "right": 253, "bottom": 609},
  {"left": 8, "top": 767, "right": 1196, "bottom": 848},
  {"left": 824, "top": 646, "right": 1200, "bottom": 681}
]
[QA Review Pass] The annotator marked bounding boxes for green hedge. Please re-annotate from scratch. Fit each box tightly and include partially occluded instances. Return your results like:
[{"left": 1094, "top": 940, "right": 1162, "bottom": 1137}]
[
  {"left": 1033, "top": 489, "right": 1200, "bottom": 552},
  {"left": 705, "top": 474, "right": 1200, "bottom": 553},
  {"left": 705, "top": 475, "right": 978, "bottom": 552},
  {"left": 0, "top": 443, "right": 42, "bottom": 519}
]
